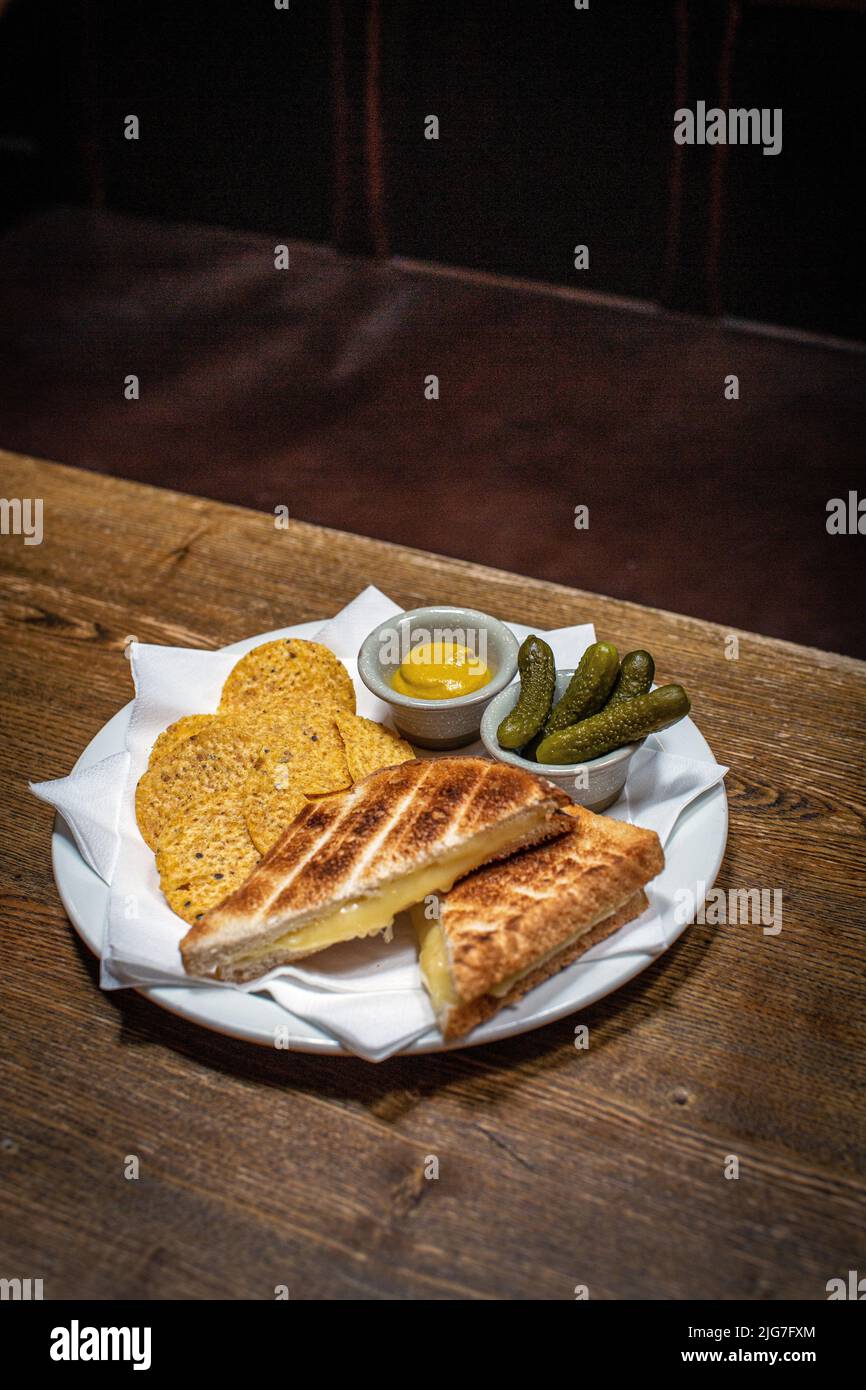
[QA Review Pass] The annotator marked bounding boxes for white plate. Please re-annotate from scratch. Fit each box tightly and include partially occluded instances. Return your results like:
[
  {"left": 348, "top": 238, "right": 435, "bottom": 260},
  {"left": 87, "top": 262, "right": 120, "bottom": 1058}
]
[{"left": 52, "top": 619, "right": 728, "bottom": 1055}]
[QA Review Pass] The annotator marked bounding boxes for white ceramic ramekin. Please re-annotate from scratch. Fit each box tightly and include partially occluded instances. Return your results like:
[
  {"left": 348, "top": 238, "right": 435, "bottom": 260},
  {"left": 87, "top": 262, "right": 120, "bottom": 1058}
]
[{"left": 358, "top": 605, "right": 519, "bottom": 749}]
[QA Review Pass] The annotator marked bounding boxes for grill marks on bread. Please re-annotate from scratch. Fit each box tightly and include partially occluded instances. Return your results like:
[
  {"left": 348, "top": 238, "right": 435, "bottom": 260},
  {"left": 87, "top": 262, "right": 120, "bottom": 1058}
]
[
  {"left": 440, "top": 805, "right": 665, "bottom": 1006},
  {"left": 186, "top": 757, "right": 570, "bottom": 953},
  {"left": 265, "top": 759, "right": 501, "bottom": 918},
  {"left": 268, "top": 764, "right": 420, "bottom": 917}
]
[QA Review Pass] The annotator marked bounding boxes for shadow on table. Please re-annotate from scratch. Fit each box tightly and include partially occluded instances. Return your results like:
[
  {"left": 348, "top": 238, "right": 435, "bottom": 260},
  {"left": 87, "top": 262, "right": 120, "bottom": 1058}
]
[{"left": 69, "top": 914, "right": 721, "bottom": 1111}]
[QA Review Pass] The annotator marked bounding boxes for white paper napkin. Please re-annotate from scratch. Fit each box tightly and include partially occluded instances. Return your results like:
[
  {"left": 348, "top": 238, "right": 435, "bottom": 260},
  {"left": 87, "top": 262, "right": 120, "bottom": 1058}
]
[
  {"left": 33, "top": 751, "right": 130, "bottom": 884},
  {"left": 31, "top": 585, "right": 727, "bottom": 1062}
]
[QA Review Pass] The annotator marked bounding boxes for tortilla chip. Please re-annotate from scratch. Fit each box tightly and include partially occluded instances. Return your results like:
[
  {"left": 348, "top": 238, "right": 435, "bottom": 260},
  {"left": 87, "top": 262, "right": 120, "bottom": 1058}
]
[
  {"left": 243, "top": 767, "right": 309, "bottom": 854},
  {"left": 219, "top": 638, "right": 355, "bottom": 718},
  {"left": 251, "top": 713, "right": 351, "bottom": 796},
  {"left": 155, "top": 794, "right": 259, "bottom": 925},
  {"left": 334, "top": 712, "right": 416, "bottom": 783},
  {"left": 135, "top": 719, "right": 259, "bottom": 850},
  {"left": 148, "top": 713, "right": 223, "bottom": 768}
]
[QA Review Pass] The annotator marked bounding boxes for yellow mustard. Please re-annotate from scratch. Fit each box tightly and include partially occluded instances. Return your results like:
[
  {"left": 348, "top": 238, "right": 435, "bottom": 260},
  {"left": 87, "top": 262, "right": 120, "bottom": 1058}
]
[{"left": 392, "top": 641, "right": 491, "bottom": 700}]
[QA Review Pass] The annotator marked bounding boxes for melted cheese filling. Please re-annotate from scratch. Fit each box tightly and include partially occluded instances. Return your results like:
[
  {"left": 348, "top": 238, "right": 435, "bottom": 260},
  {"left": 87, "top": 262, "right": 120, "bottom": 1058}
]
[
  {"left": 230, "top": 812, "right": 548, "bottom": 968},
  {"left": 413, "top": 905, "right": 458, "bottom": 1010}
]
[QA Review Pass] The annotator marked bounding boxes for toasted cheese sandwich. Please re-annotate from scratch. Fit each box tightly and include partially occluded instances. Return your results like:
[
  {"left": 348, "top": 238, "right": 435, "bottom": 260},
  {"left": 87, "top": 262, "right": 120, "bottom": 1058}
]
[
  {"left": 413, "top": 805, "right": 664, "bottom": 1039},
  {"left": 180, "top": 757, "right": 573, "bottom": 981}
]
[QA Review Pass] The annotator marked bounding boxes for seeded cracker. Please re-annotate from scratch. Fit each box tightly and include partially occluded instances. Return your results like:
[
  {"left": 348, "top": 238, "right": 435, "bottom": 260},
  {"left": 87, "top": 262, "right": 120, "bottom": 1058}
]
[
  {"left": 135, "top": 719, "right": 259, "bottom": 850},
  {"left": 219, "top": 638, "right": 355, "bottom": 718},
  {"left": 147, "top": 713, "right": 224, "bottom": 768},
  {"left": 251, "top": 712, "right": 351, "bottom": 796},
  {"left": 334, "top": 712, "right": 416, "bottom": 783},
  {"left": 156, "top": 794, "right": 259, "bottom": 924},
  {"left": 243, "top": 767, "right": 309, "bottom": 854}
]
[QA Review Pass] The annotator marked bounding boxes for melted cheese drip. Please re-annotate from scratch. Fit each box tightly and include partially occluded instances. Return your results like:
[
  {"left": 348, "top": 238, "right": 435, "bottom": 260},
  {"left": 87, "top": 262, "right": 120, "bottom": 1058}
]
[{"left": 413, "top": 905, "right": 458, "bottom": 1010}]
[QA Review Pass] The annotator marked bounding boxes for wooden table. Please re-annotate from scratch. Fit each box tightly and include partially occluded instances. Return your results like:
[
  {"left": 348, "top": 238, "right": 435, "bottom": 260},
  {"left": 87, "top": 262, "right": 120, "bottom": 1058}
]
[{"left": 2, "top": 450, "right": 864, "bottom": 1301}]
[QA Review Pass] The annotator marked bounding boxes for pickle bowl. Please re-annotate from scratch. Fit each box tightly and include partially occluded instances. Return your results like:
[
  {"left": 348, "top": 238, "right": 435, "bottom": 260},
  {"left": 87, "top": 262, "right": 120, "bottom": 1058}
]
[
  {"left": 357, "top": 605, "right": 520, "bottom": 749},
  {"left": 479, "top": 669, "right": 641, "bottom": 812}
]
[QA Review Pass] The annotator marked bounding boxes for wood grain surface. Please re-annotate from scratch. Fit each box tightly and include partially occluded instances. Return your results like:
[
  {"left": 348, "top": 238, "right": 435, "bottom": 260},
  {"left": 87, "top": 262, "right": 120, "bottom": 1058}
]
[{"left": 1, "top": 450, "right": 864, "bottom": 1301}]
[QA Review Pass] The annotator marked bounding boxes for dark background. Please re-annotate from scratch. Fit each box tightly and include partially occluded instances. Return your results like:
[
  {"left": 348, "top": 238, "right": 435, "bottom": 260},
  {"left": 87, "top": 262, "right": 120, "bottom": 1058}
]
[{"left": 0, "top": 0, "right": 864, "bottom": 654}]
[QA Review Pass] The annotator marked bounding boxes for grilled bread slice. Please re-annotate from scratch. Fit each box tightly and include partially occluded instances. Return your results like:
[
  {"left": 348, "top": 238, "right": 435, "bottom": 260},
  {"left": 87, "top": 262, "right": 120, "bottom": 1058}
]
[
  {"left": 414, "top": 805, "right": 664, "bottom": 1039},
  {"left": 181, "top": 756, "right": 572, "bottom": 981}
]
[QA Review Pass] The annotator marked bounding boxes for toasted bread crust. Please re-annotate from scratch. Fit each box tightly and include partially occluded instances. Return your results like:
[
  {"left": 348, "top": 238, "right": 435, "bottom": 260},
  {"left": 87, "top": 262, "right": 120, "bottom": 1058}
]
[
  {"left": 210, "top": 812, "right": 574, "bottom": 982},
  {"left": 180, "top": 757, "right": 571, "bottom": 977},
  {"left": 441, "top": 888, "right": 648, "bottom": 1039},
  {"left": 440, "top": 805, "right": 664, "bottom": 1006}
]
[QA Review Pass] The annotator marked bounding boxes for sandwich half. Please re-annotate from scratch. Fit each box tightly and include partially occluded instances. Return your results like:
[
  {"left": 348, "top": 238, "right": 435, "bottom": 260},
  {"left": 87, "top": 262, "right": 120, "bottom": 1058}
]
[
  {"left": 180, "top": 756, "right": 573, "bottom": 981},
  {"left": 413, "top": 805, "right": 664, "bottom": 1039}
]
